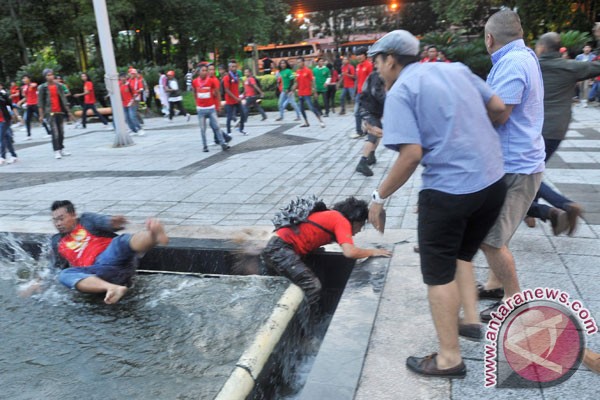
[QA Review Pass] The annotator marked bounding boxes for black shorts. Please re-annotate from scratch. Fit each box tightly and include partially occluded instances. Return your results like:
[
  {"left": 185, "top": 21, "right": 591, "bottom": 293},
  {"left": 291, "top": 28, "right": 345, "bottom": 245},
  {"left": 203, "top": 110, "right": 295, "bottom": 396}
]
[{"left": 418, "top": 179, "right": 507, "bottom": 286}]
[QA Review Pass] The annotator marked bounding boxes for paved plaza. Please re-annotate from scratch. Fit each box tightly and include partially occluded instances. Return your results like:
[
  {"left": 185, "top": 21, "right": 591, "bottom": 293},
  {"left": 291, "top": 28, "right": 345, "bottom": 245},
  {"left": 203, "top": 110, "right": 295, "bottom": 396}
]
[{"left": 1, "top": 105, "right": 599, "bottom": 398}]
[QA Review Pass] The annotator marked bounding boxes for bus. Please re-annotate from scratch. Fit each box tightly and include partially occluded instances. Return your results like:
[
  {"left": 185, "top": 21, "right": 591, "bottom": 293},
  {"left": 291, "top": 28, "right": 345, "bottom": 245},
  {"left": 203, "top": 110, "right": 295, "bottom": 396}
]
[
  {"left": 244, "top": 42, "right": 321, "bottom": 72},
  {"left": 338, "top": 39, "right": 378, "bottom": 57}
]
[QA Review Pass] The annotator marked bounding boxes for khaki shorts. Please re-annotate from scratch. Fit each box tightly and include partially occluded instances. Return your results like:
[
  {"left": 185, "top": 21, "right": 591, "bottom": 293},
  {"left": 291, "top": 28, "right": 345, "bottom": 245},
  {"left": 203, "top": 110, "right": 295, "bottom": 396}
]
[{"left": 483, "top": 172, "right": 542, "bottom": 248}]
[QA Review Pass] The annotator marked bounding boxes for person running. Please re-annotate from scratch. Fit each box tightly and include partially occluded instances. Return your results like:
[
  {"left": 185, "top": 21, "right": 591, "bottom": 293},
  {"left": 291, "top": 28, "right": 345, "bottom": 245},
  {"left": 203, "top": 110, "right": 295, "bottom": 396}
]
[
  {"left": 49, "top": 200, "right": 169, "bottom": 304},
  {"left": 9, "top": 81, "right": 23, "bottom": 126},
  {"left": 222, "top": 60, "right": 247, "bottom": 134},
  {"left": 73, "top": 72, "right": 110, "bottom": 130},
  {"left": 208, "top": 64, "right": 232, "bottom": 145},
  {"left": 351, "top": 47, "right": 373, "bottom": 138},
  {"left": 118, "top": 72, "right": 144, "bottom": 136},
  {"left": 275, "top": 60, "right": 302, "bottom": 122},
  {"left": 19, "top": 75, "right": 50, "bottom": 139},
  {"left": 312, "top": 57, "right": 331, "bottom": 116},
  {"left": 192, "top": 65, "right": 230, "bottom": 152},
  {"left": 339, "top": 56, "right": 356, "bottom": 115},
  {"left": 242, "top": 68, "right": 267, "bottom": 121},
  {"left": 38, "top": 69, "right": 74, "bottom": 159},
  {"left": 157, "top": 70, "right": 169, "bottom": 116},
  {"left": 165, "top": 70, "right": 191, "bottom": 122},
  {"left": 294, "top": 57, "right": 325, "bottom": 128},
  {"left": 0, "top": 89, "right": 18, "bottom": 165}
]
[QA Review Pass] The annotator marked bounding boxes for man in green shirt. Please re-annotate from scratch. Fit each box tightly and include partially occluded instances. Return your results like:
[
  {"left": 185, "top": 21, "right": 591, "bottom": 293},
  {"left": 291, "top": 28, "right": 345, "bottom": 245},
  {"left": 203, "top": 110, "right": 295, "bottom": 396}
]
[
  {"left": 276, "top": 60, "right": 301, "bottom": 121},
  {"left": 313, "top": 58, "right": 331, "bottom": 116}
]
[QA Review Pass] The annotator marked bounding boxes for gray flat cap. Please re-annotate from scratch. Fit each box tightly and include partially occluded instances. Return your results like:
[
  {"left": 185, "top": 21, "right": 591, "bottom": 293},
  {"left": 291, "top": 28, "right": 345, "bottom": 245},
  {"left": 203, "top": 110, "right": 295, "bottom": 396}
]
[
  {"left": 367, "top": 30, "right": 420, "bottom": 57},
  {"left": 42, "top": 68, "right": 54, "bottom": 77}
]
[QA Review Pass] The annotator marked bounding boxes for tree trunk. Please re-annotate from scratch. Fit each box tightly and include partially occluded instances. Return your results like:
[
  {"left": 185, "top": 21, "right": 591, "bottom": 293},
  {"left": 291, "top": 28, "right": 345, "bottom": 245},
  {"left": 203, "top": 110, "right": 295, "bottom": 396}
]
[{"left": 8, "top": 0, "right": 29, "bottom": 65}]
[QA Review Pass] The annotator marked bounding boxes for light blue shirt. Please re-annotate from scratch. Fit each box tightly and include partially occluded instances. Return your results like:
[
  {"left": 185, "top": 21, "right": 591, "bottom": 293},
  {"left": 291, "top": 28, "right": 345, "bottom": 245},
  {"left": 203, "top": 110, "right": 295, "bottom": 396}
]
[
  {"left": 487, "top": 39, "right": 545, "bottom": 174},
  {"left": 383, "top": 62, "right": 504, "bottom": 195}
]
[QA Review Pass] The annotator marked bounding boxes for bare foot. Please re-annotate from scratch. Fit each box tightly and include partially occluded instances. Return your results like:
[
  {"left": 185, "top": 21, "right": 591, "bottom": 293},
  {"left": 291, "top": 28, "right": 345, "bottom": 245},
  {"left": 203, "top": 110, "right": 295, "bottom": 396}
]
[
  {"left": 18, "top": 281, "right": 42, "bottom": 298},
  {"left": 146, "top": 218, "right": 169, "bottom": 245},
  {"left": 104, "top": 285, "right": 128, "bottom": 304}
]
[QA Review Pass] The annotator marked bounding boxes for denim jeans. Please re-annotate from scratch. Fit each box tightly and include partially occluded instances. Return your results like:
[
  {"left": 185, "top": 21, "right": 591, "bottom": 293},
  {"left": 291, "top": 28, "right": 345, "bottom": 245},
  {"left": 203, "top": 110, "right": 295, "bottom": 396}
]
[
  {"left": 588, "top": 81, "right": 600, "bottom": 101},
  {"left": 298, "top": 95, "right": 321, "bottom": 120},
  {"left": 340, "top": 87, "right": 355, "bottom": 112},
  {"left": 226, "top": 103, "right": 246, "bottom": 132},
  {"left": 197, "top": 108, "right": 225, "bottom": 147},
  {"left": 124, "top": 106, "right": 141, "bottom": 133},
  {"left": 278, "top": 91, "right": 301, "bottom": 119},
  {"left": 0, "top": 122, "right": 17, "bottom": 159},
  {"left": 81, "top": 103, "right": 108, "bottom": 128},
  {"left": 245, "top": 96, "right": 267, "bottom": 119},
  {"left": 527, "top": 138, "right": 571, "bottom": 220},
  {"left": 354, "top": 92, "right": 363, "bottom": 134}
]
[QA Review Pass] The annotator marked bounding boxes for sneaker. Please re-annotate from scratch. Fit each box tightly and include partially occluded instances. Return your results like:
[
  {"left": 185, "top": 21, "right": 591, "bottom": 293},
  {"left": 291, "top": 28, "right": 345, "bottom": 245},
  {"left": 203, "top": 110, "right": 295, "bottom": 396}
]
[
  {"left": 235, "top": 121, "right": 240, "bottom": 128},
  {"left": 186, "top": 114, "right": 191, "bottom": 122},
  {"left": 261, "top": 116, "right": 267, "bottom": 121},
  {"left": 24, "top": 137, "right": 32, "bottom": 141},
  {"left": 203, "top": 146, "right": 209, "bottom": 152},
  {"left": 300, "top": 123, "right": 310, "bottom": 128},
  {"left": 6, "top": 156, "right": 17, "bottom": 164},
  {"left": 319, "top": 122, "right": 325, "bottom": 128},
  {"left": 54, "top": 151, "right": 62, "bottom": 159},
  {"left": 349, "top": 132, "right": 362, "bottom": 139},
  {"left": 367, "top": 151, "right": 377, "bottom": 165},
  {"left": 293, "top": 117, "right": 301, "bottom": 121},
  {"left": 238, "top": 129, "right": 248, "bottom": 135},
  {"left": 458, "top": 323, "right": 482, "bottom": 342},
  {"left": 356, "top": 158, "right": 373, "bottom": 177},
  {"left": 339, "top": 110, "right": 346, "bottom": 115},
  {"left": 60, "top": 150, "right": 71, "bottom": 156},
  {"left": 221, "top": 144, "right": 230, "bottom": 151},
  {"left": 275, "top": 117, "right": 283, "bottom": 121},
  {"left": 104, "top": 124, "right": 114, "bottom": 130},
  {"left": 224, "top": 133, "right": 233, "bottom": 143},
  {"left": 549, "top": 207, "right": 569, "bottom": 236},
  {"left": 137, "top": 129, "right": 145, "bottom": 136}
]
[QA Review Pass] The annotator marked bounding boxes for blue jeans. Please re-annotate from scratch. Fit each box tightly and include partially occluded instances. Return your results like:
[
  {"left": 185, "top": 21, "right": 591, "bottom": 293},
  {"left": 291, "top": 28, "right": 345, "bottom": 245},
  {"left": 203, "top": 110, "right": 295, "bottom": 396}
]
[
  {"left": 278, "top": 92, "right": 301, "bottom": 119},
  {"left": 197, "top": 108, "right": 225, "bottom": 147},
  {"left": 298, "top": 95, "right": 321, "bottom": 121},
  {"left": 81, "top": 103, "right": 108, "bottom": 128},
  {"left": 354, "top": 92, "right": 363, "bottom": 134},
  {"left": 0, "top": 122, "right": 17, "bottom": 159},
  {"left": 527, "top": 138, "right": 571, "bottom": 220},
  {"left": 340, "top": 87, "right": 355, "bottom": 112},
  {"left": 245, "top": 96, "right": 267, "bottom": 119},
  {"left": 124, "top": 106, "right": 141, "bottom": 132},
  {"left": 588, "top": 81, "right": 600, "bottom": 101},
  {"left": 226, "top": 103, "right": 246, "bottom": 132},
  {"left": 58, "top": 234, "right": 136, "bottom": 289}
]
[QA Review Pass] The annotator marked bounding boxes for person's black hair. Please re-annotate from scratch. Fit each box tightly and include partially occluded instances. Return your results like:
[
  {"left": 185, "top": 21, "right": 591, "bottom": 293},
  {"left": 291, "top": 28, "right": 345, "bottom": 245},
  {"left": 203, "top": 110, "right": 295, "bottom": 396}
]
[
  {"left": 316, "top": 57, "right": 323, "bottom": 62},
  {"left": 375, "top": 53, "right": 420, "bottom": 68},
  {"left": 332, "top": 197, "right": 368, "bottom": 223},
  {"left": 279, "top": 60, "right": 291, "bottom": 69},
  {"left": 326, "top": 63, "right": 333, "bottom": 70},
  {"left": 297, "top": 57, "right": 305, "bottom": 62},
  {"left": 51, "top": 200, "right": 75, "bottom": 214},
  {"left": 427, "top": 45, "right": 438, "bottom": 51},
  {"left": 23, "top": 74, "right": 31, "bottom": 79},
  {"left": 356, "top": 47, "right": 368, "bottom": 56},
  {"left": 118, "top": 72, "right": 127, "bottom": 78},
  {"left": 81, "top": 72, "right": 92, "bottom": 83},
  {"left": 218, "top": 64, "right": 226, "bottom": 70}
]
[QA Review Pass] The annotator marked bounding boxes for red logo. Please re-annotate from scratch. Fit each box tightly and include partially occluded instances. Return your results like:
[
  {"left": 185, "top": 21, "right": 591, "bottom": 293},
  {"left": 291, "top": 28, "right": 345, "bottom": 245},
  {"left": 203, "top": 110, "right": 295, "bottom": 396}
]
[{"left": 503, "top": 305, "right": 583, "bottom": 384}]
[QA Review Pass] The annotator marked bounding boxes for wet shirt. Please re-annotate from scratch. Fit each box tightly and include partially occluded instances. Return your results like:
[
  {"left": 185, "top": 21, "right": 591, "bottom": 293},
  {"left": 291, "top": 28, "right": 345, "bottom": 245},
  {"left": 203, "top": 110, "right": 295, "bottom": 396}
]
[
  {"left": 487, "top": 39, "right": 545, "bottom": 174},
  {"left": 276, "top": 211, "right": 354, "bottom": 255},
  {"left": 383, "top": 62, "right": 504, "bottom": 195},
  {"left": 193, "top": 76, "right": 218, "bottom": 108},
  {"left": 295, "top": 67, "right": 314, "bottom": 96},
  {"left": 23, "top": 83, "right": 38, "bottom": 105},
  {"left": 356, "top": 60, "right": 373, "bottom": 94},
  {"left": 48, "top": 85, "right": 62, "bottom": 113},
  {"left": 312, "top": 66, "right": 330, "bottom": 92},
  {"left": 222, "top": 73, "right": 240, "bottom": 105},
  {"left": 58, "top": 223, "right": 113, "bottom": 267},
  {"left": 280, "top": 69, "right": 295, "bottom": 92},
  {"left": 83, "top": 81, "right": 96, "bottom": 104},
  {"left": 341, "top": 64, "right": 355, "bottom": 89}
]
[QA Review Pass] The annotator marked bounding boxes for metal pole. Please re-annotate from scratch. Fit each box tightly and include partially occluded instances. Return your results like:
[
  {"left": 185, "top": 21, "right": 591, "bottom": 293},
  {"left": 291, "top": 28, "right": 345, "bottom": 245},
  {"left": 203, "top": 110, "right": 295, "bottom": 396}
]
[{"left": 92, "top": 0, "right": 134, "bottom": 147}]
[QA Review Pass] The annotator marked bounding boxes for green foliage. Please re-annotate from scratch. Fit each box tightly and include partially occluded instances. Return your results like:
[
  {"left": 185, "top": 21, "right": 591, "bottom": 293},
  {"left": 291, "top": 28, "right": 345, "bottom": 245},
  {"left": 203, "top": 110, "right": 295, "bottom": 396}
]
[
  {"left": 445, "top": 38, "right": 492, "bottom": 78},
  {"left": 257, "top": 74, "right": 277, "bottom": 92},
  {"left": 16, "top": 58, "right": 62, "bottom": 84},
  {"left": 560, "top": 30, "right": 593, "bottom": 53},
  {"left": 430, "top": 0, "right": 495, "bottom": 29},
  {"left": 421, "top": 30, "right": 466, "bottom": 49}
]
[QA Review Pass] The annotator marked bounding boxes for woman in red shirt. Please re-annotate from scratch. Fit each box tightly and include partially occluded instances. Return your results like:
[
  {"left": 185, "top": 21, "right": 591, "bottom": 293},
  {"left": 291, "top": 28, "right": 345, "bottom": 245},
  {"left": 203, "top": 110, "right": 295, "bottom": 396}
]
[{"left": 74, "top": 73, "right": 110, "bottom": 130}]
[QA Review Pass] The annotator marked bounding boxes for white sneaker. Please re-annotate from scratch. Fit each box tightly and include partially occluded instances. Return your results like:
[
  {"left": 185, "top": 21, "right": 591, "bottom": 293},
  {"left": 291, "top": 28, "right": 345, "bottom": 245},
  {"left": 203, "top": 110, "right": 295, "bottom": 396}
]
[
  {"left": 349, "top": 132, "right": 361, "bottom": 139},
  {"left": 24, "top": 137, "right": 32, "bottom": 141},
  {"left": 60, "top": 150, "right": 71, "bottom": 156},
  {"left": 55, "top": 151, "right": 62, "bottom": 159},
  {"left": 104, "top": 124, "right": 114, "bottom": 130},
  {"left": 0, "top": 158, "right": 5, "bottom": 166},
  {"left": 320, "top": 122, "right": 325, "bottom": 128},
  {"left": 137, "top": 129, "right": 145, "bottom": 136},
  {"left": 6, "top": 156, "right": 17, "bottom": 164},
  {"left": 186, "top": 114, "right": 191, "bottom": 122}
]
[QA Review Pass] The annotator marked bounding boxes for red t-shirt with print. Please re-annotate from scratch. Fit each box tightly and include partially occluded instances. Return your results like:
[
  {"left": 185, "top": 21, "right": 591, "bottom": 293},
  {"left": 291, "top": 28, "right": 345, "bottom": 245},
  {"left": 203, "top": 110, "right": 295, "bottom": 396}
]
[
  {"left": 222, "top": 73, "right": 240, "bottom": 105},
  {"left": 341, "top": 64, "right": 355, "bottom": 89},
  {"left": 276, "top": 210, "right": 354, "bottom": 255},
  {"left": 23, "top": 83, "right": 38, "bottom": 105},
  {"left": 48, "top": 85, "right": 62, "bottom": 113},
  {"left": 356, "top": 60, "right": 373, "bottom": 94},
  {"left": 83, "top": 81, "right": 96, "bottom": 104},
  {"left": 295, "top": 67, "right": 314, "bottom": 97},
  {"left": 192, "top": 76, "right": 218, "bottom": 108},
  {"left": 244, "top": 77, "right": 258, "bottom": 97},
  {"left": 120, "top": 82, "right": 133, "bottom": 107},
  {"left": 10, "top": 85, "right": 20, "bottom": 103},
  {"left": 58, "top": 224, "right": 113, "bottom": 267}
]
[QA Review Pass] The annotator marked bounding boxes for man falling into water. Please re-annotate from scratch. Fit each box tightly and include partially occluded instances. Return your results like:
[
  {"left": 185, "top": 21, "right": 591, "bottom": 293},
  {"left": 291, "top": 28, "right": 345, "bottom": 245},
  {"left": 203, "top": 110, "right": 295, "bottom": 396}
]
[{"left": 50, "top": 200, "right": 169, "bottom": 304}]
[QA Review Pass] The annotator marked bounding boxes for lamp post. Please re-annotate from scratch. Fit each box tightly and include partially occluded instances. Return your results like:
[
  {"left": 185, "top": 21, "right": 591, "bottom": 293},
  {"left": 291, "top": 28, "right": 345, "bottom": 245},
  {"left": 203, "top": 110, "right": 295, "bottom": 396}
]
[{"left": 92, "top": 0, "right": 133, "bottom": 147}]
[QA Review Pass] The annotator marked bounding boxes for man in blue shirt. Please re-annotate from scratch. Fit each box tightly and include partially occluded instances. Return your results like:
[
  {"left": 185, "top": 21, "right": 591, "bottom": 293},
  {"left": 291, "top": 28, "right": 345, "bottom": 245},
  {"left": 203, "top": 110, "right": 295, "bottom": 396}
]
[
  {"left": 477, "top": 10, "right": 546, "bottom": 320},
  {"left": 367, "top": 30, "right": 507, "bottom": 379}
]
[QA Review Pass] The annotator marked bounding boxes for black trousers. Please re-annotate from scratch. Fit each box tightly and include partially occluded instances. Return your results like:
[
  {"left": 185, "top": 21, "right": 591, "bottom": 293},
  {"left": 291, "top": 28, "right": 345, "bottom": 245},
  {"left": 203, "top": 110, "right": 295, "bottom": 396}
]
[{"left": 48, "top": 113, "right": 66, "bottom": 151}]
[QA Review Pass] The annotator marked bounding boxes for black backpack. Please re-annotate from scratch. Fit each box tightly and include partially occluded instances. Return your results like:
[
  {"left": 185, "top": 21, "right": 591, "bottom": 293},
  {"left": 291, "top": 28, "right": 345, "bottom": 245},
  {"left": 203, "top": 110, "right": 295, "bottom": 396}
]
[{"left": 272, "top": 195, "right": 335, "bottom": 240}]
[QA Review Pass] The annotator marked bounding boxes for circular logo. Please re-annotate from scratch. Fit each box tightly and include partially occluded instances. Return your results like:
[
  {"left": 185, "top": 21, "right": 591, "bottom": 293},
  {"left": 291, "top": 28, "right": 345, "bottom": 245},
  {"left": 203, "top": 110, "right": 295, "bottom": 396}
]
[{"left": 503, "top": 304, "right": 584, "bottom": 385}]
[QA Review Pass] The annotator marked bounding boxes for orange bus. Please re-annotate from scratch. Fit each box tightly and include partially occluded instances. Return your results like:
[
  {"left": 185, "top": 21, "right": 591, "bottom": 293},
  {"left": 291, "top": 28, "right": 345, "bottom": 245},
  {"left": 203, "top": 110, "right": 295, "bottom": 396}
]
[{"left": 244, "top": 42, "right": 321, "bottom": 72}]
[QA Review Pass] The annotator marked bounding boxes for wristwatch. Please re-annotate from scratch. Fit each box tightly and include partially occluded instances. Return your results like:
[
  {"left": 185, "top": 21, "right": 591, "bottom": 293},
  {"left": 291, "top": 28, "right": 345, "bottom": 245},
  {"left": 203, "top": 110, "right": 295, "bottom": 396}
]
[{"left": 371, "top": 190, "right": 386, "bottom": 204}]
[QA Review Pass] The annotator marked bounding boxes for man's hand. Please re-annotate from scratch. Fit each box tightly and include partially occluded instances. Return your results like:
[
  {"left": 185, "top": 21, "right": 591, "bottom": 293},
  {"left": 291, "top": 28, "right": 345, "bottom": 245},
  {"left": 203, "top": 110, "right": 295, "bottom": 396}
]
[
  {"left": 364, "top": 122, "right": 383, "bottom": 138},
  {"left": 110, "top": 215, "right": 127, "bottom": 230},
  {"left": 371, "top": 248, "right": 392, "bottom": 257},
  {"left": 38, "top": 115, "right": 44, "bottom": 123},
  {"left": 369, "top": 203, "right": 386, "bottom": 233}
]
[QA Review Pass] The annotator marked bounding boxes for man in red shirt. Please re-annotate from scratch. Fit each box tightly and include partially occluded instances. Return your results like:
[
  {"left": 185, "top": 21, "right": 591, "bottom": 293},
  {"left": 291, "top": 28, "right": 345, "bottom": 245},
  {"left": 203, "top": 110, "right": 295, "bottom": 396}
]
[
  {"left": 243, "top": 68, "right": 267, "bottom": 121},
  {"left": 208, "top": 64, "right": 232, "bottom": 145},
  {"left": 339, "top": 56, "right": 356, "bottom": 115},
  {"left": 38, "top": 69, "right": 74, "bottom": 159},
  {"left": 352, "top": 47, "right": 373, "bottom": 138},
  {"left": 192, "top": 64, "right": 230, "bottom": 152},
  {"left": 293, "top": 57, "right": 325, "bottom": 128},
  {"left": 73, "top": 73, "right": 110, "bottom": 130},
  {"left": 119, "top": 72, "right": 144, "bottom": 136},
  {"left": 18, "top": 74, "right": 50, "bottom": 139},
  {"left": 222, "top": 60, "right": 247, "bottom": 134},
  {"left": 261, "top": 196, "right": 391, "bottom": 307},
  {"left": 50, "top": 200, "right": 169, "bottom": 304}
]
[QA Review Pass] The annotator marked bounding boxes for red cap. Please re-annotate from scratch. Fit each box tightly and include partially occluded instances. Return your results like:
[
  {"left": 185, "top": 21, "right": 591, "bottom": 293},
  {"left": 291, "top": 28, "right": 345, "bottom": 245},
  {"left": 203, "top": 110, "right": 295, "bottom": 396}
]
[
  {"left": 167, "top": 70, "right": 175, "bottom": 76},
  {"left": 560, "top": 47, "right": 567, "bottom": 53}
]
